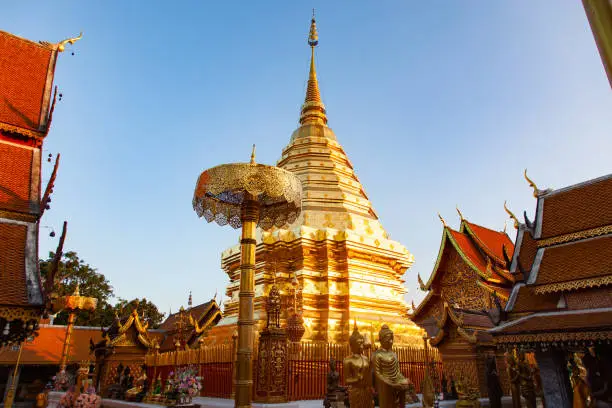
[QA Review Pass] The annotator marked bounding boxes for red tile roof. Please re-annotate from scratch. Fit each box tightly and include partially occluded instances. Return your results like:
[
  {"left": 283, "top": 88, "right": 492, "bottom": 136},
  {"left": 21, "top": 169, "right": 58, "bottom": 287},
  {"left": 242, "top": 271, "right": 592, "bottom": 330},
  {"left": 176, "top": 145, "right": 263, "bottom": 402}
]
[
  {"left": 0, "top": 223, "right": 29, "bottom": 305},
  {"left": 463, "top": 221, "right": 514, "bottom": 264},
  {"left": 533, "top": 235, "right": 612, "bottom": 286},
  {"left": 0, "top": 31, "right": 55, "bottom": 135},
  {"left": 0, "top": 325, "right": 102, "bottom": 365},
  {"left": 0, "top": 143, "right": 34, "bottom": 213},
  {"left": 539, "top": 175, "right": 612, "bottom": 239},
  {"left": 448, "top": 229, "right": 487, "bottom": 272}
]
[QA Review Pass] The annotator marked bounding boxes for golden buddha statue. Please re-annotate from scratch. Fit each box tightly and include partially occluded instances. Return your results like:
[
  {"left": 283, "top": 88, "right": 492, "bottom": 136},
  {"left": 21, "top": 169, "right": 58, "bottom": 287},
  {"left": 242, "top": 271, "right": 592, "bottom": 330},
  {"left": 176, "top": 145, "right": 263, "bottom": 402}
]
[
  {"left": 126, "top": 370, "right": 147, "bottom": 399},
  {"left": 455, "top": 376, "right": 481, "bottom": 408},
  {"left": 343, "top": 324, "right": 373, "bottom": 408},
  {"left": 371, "top": 325, "right": 411, "bottom": 408},
  {"left": 569, "top": 353, "right": 594, "bottom": 408}
]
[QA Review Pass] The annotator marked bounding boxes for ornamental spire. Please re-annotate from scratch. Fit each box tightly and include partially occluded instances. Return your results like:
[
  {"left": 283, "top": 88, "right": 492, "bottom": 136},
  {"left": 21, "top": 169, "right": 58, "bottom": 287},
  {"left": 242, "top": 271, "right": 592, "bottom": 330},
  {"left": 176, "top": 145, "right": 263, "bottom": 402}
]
[{"left": 299, "top": 10, "right": 328, "bottom": 126}]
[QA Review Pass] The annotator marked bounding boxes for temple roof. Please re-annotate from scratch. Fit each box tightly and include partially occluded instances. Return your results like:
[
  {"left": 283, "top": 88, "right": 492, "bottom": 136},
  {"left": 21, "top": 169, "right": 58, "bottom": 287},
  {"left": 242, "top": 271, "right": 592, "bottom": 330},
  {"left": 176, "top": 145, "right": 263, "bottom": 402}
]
[
  {"left": 427, "top": 303, "right": 495, "bottom": 347},
  {"left": 0, "top": 30, "right": 59, "bottom": 139},
  {"left": 490, "top": 307, "right": 612, "bottom": 345},
  {"left": 505, "top": 174, "right": 612, "bottom": 311},
  {"left": 0, "top": 325, "right": 102, "bottom": 365},
  {"left": 157, "top": 300, "right": 222, "bottom": 351},
  {"left": 420, "top": 219, "right": 514, "bottom": 292}
]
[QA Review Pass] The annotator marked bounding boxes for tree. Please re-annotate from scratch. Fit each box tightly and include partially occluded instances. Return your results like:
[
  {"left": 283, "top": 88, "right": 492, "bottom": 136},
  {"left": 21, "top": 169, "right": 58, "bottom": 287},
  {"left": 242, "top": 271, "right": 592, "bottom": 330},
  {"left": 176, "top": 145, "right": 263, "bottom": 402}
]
[
  {"left": 40, "top": 251, "right": 113, "bottom": 326},
  {"left": 111, "top": 298, "right": 166, "bottom": 329}
]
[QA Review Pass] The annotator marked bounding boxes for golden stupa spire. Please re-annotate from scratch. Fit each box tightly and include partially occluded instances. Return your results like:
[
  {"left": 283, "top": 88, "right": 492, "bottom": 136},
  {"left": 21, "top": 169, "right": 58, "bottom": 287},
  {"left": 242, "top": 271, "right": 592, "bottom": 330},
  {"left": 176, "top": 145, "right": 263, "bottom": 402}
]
[{"left": 299, "top": 10, "right": 328, "bottom": 126}]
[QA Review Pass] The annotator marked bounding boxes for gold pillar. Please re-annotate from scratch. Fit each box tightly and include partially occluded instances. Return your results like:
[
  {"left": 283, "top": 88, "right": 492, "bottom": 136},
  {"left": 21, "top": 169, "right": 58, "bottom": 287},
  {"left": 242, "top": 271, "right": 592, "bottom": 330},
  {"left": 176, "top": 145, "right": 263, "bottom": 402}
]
[
  {"left": 59, "top": 312, "right": 77, "bottom": 370},
  {"left": 583, "top": 0, "right": 612, "bottom": 88},
  {"left": 3, "top": 342, "right": 24, "bottom": 408},
  {"left": 235, "top": 195, "right": 259, "bottom": 408}
]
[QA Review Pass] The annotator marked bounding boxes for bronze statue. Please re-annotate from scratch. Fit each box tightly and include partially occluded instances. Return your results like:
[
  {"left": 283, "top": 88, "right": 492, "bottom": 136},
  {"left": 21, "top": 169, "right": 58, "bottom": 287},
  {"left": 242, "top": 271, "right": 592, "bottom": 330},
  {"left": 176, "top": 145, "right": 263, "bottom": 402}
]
[
  {"left": 323, "top": 358, "right": 347, "bottom": 408},
  {"left": 517, "top": 352, "right": 536, "bottom": 408},
  {"left": 485, "top": 355, "right": 503, "bottom": 408},
  {"left": 371, "top": 325, "right": 411, "bottom": 408},
  {"left": 506, "top": 352, "right": 521, "bottom": 408},
  {"left": 343, "top": 324, "right": 373, "bottom": 408}
]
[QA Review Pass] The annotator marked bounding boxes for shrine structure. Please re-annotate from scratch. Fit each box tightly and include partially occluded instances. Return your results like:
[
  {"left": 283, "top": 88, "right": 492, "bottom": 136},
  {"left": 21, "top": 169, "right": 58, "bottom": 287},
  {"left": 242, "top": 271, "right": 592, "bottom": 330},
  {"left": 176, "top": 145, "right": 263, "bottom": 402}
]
[
  {"left": 0, "top": 29, "right": 76, "bottom": 346},
  {"left": 490, "top": 173, "right": 612, "bottom": 407},
  {"left": 207, "top": 14, "right": 422, "bottom": 345},
  {"left": 412, "top": 212, "right": 515, "bottom": 397}
]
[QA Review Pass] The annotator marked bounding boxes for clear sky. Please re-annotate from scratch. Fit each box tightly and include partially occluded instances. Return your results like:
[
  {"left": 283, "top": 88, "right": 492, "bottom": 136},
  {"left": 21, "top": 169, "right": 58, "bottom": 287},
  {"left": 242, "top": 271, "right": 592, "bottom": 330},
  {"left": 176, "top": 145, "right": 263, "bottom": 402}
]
[{"left": 3, "top": 2, "right": 611, "bottom": 315}]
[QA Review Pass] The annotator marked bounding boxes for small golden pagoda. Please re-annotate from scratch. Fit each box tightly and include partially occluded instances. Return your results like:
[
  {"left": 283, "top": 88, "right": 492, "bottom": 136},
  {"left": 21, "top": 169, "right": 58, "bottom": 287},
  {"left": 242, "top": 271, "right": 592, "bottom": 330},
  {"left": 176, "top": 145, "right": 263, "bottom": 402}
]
[{"left": 207, "top": 14, "right": 423, "bottom": 345}]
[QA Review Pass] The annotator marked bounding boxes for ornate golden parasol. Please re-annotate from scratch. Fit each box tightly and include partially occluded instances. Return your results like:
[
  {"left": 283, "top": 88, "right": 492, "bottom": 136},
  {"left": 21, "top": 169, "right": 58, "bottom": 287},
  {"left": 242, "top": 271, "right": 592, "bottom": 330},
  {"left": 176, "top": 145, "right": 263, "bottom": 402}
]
[
  {"left": 52, "top": 285, "right": 97, "bottom": 373},
  {"left": 192, "top": 146, "right": 302, "bottom": 408}
]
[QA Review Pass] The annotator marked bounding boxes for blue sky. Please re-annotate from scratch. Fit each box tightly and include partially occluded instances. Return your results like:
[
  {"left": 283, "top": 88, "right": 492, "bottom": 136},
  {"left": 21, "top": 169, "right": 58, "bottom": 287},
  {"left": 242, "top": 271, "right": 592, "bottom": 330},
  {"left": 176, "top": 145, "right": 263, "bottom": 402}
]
[{"left": 3, "top": 2, "right": 611, "bottom": 314}]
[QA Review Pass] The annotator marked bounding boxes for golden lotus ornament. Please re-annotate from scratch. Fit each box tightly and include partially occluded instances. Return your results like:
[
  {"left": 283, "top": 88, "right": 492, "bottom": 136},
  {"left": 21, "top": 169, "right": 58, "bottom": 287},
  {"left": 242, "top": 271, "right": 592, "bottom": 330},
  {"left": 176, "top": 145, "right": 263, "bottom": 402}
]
[{"left": 192, "top": 146, "right": 303, "bottom": 408}]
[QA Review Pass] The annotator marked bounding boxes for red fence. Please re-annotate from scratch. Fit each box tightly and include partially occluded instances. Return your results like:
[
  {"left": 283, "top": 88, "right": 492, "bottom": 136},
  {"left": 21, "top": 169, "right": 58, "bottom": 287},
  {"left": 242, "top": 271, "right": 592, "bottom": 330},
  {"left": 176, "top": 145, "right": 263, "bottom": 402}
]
[{"left": 146, "top": 341, "right": 443, "bottom": 401}]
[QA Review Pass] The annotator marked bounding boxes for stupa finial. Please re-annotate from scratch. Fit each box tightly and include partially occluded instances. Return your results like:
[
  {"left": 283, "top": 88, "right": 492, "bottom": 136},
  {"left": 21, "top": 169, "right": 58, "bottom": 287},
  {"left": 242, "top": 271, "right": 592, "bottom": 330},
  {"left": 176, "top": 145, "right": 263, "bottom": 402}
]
[
  {"left": 300, "top": 11, "right": 327, "bottom": 126},
  {"left": 250, "top": 144, "right": 256, "bottom": 164}
]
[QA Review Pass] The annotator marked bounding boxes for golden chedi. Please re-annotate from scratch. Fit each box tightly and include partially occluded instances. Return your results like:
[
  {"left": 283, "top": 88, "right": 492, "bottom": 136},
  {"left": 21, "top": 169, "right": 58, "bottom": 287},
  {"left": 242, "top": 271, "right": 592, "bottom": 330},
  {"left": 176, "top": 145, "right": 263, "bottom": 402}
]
[
  {"left": 208, "top": 13, "right": 423, "bottom": 346},
  {"left": 343, "top": 324, "right": 373, "bottom": 408},
  {"left": 371, "top": 325, "right": 412, "bottom": 408}
]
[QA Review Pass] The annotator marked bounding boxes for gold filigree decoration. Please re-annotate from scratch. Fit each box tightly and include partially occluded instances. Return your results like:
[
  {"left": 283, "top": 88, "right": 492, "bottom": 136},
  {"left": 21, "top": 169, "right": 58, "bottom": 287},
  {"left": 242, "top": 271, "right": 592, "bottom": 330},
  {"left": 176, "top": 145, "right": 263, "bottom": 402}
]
[
  {"left": 495, "top": 330, "right": 612, "bottom": 344},
  {"left": 537, "top": 225, "right": 612, "bottom": 248},
  {"left": 0, "top": 307, "right": 41, "bottom": 321},
  {"left": 193, "top": 162, "right": 303, "bottom": 230},
  {"left": 0, "top": 122, "right": 44, "bottom": 139},
  {"left": 533, "top": 275, "right": 612, "bottom": 294}
]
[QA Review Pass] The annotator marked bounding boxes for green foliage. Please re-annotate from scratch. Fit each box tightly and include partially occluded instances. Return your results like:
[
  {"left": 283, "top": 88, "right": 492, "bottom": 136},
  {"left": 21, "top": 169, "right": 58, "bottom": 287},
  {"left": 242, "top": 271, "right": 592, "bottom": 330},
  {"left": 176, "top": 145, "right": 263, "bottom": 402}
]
[{"left": 40, "top": 251, "right": 165, "bottom": 328}]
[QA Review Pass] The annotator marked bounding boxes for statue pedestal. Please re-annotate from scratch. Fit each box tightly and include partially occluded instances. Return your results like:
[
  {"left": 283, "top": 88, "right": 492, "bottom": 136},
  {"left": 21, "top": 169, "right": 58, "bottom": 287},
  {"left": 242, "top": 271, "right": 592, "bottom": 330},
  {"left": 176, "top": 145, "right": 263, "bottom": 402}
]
[{"left": 254, "top": 328, "right": 289, "bottom": 403}]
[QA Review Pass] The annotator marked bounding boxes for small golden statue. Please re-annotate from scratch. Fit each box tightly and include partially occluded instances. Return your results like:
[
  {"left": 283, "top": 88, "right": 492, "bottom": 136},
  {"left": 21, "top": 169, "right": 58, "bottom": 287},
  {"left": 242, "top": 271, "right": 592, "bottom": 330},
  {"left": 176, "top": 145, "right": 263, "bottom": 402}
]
[
  {"left": 455, "top": 376, "right": 481, "bottom": 408},
  {"left": 517, "top": 352, "right": 536, "bottom": 408},
  {"left": 569, "top": 353, "right": 594, "bottom": 408},
  {"left": 506, "top": 351, "right": 521, "bottom": 408},
  {"left": 343, "top": 324, "right": 373, "bottom": 408},
  {"left": 371, "top": 325, "right": 412, "bottom": 408}
]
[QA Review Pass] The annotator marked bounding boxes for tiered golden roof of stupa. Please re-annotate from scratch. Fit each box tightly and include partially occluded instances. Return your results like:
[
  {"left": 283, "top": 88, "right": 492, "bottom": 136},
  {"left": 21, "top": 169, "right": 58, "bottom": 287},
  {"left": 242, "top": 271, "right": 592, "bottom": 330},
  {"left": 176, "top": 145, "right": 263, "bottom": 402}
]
[{"left": 211, "top": 14, "right": 422, "bottom": 345}]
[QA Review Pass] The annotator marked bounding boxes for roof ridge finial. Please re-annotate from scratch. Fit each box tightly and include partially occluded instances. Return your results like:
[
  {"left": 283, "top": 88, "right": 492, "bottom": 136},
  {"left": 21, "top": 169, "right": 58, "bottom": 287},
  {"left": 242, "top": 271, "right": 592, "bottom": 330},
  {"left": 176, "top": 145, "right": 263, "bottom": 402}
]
[
  {"left": 456, "top": 206, "right": 465, "bottom": 221},
  {"left": 437, "top": 212, "right": 448, "bottom": 228},
  {"left": 188, "top": 291, "right": 193, "bottom": 309},
  {"left": 250, "top": 144, "right": 256, "bottom": 164},
  {"left": 299, "top": 11, "right": 327, "bottom": 126},
  {"left": 524, "top": 169, "right": 539, "bottom": 198},
  {"left": 503, "top": 201, "right": 519, "bottom": 229}
]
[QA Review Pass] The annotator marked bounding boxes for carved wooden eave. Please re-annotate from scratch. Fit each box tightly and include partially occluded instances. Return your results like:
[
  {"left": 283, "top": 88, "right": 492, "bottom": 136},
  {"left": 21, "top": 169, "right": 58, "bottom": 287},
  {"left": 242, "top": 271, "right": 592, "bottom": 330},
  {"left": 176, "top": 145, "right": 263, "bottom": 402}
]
[
  {"left": 429, "top": 303, "right": 478, "bottom": 346},
  {"left": 476, "top": 280, "right": 509, "bottom": 301}
]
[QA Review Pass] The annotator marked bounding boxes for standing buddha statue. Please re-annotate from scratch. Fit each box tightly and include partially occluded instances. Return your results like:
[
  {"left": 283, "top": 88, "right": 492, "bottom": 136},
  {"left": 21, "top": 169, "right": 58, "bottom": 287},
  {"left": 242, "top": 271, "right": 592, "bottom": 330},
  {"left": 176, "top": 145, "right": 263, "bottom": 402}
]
[
  {"left": 517, "top": 352, "right": 536, "bottom": 408},
  {"left": 343, "top": 323, "right": 373, "bottom": 408},
  {"left": 371, "top": 325, "right": 411, "bottom": 408},
  {"left": 506, "top": 352, "right": 521, "bottom": 408}
]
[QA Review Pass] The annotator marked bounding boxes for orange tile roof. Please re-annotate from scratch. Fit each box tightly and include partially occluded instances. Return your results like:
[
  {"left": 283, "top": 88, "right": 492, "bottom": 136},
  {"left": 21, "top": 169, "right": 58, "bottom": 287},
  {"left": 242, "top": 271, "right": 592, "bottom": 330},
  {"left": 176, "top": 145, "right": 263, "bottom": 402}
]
[
  {"left": 532, "top": 235, "right": 612, "bottom": 286},
  {"left": 515, "top": 230, "right": 538, "bottom": 274},
  {"left": 448, "top": 229, "right": 487, "bottom": 272},
  {"left": 509, "top": 285, "right": 558, "bottom": 313},
  {"left": 0, "top": 325, "right": 102, "bottom": 365},
  {"left": 0, "top": 31, "right": 55, "bottom": 136},
  {"left": 0, "top": 223, "right": 29, "bottom": 305},
  {"left": 0, "top": 143, "right": 34, "bottom": 214},
  {"left": 539, "top": 175, "right": 612, "bottom": 239},
  {"left": 463, "top": 221, "right": 514, "bottom": 264}
]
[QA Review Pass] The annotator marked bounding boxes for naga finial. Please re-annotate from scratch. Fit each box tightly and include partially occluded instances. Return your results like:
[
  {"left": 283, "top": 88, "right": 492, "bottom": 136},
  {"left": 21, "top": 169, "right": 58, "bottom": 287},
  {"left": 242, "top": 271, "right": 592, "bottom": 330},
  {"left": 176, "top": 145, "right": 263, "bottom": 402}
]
[
  {"left": 250, "top": 144, "right": 256, "bottom": 164},
  {"left": 456, "top": 206, "right": 465, "bottom": 221},
  {"left": 504, "top": 201, "right": 519, "bottom": 229},
  {"left": 411, "top": 299, "right": 416, "bottom": 312},
  {"left": 418, "top": 273, "right": 427, "bottom": 291},
  {"left": 57, "top": 32, "right": 83, "bottom": 52},
  {"left": 438, "top": 213, "right": 448, "bottom": 228},
  {"left": 524, "top": 169, "right": 539, "bottom": 198}
]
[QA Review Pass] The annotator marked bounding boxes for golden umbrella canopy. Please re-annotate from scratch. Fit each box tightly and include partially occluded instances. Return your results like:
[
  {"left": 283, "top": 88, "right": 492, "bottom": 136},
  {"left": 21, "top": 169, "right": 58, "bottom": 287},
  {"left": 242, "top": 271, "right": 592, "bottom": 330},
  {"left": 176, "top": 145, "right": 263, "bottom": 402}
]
[
  {"left": 192, "top": 147, "right": 302, "bottom": 408},
  {"left": 192, "top": 157, "right": 302, "bottom": 230}
]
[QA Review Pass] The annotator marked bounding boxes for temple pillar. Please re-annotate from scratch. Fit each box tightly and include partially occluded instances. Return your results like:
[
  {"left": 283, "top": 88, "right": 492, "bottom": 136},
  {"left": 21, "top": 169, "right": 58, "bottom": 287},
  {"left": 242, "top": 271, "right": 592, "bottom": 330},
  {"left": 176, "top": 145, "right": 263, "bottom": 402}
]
[
  {"left": 254, "top": 329, "right": 288, "bottom": 403},
  {"left": 535, "top": 348, "right": 571, "bottom": 408}
]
